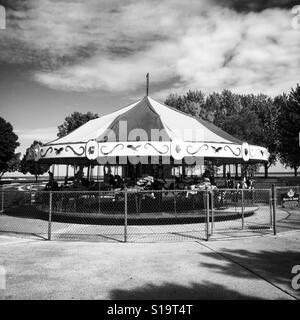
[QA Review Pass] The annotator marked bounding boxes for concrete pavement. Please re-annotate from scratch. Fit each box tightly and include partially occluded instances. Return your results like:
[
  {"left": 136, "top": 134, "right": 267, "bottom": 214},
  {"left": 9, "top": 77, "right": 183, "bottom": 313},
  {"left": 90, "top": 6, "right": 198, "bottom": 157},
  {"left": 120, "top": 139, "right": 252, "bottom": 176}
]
[{"left": 0, "top": 232, "right": 299, "bottom": 300}]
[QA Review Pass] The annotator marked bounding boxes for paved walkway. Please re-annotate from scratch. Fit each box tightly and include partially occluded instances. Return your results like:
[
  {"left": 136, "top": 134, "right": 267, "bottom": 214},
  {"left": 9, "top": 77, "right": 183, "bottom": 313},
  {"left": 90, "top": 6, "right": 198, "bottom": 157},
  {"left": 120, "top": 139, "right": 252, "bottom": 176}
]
[
  {"left": 0, "top": 233, "right": 299, "bottom": 300},
  {"left": 277, "top": 208, "right": 300, "bottom": 233}
]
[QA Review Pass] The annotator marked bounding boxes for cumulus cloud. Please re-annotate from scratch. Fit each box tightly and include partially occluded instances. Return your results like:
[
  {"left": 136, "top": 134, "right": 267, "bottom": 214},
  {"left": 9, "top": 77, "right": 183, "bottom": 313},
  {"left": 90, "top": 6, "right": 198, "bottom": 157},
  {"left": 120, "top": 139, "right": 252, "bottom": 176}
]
[{"left": 0, "top": 0, "right": 299, "bottom": 96}]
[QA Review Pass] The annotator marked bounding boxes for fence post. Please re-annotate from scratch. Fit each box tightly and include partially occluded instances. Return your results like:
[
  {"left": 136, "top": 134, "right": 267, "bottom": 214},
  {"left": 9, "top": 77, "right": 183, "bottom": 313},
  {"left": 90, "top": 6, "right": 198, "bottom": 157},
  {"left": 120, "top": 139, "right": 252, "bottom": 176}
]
[
  {"left": 29, "top": 184, "right": 33, "bottom": 205},
  {"left": 206, "top": 190, "right": 210, "bottom": 241},
  {"left": 241, "top": 189, "right": 244, "bottom": 230},
  {"left": 272, "top": 184, "right": 277, "bottom": 235},
  {"left": 1, "top": 188, "right": 3, "bottom": 213},
  {"left": 234, "top": 189, "right": 237, "bottom": 213},
  {"left": 211, "top": 190, "right": 214, "bottom": 236},
  {"left": 98, "top": 191, "right": 101, "bottom": 214},
  {"left": 174, "top": 191, "right": 177, "bottom": 218},
  {"left": 124, "top": 188, "right": 128, "bottom": 243},
  {"left": 48, "top": 191, "right": 52, "bottom": 241},
  {"left": 269, "top": 189, "right": 273, "bottom": 228}
]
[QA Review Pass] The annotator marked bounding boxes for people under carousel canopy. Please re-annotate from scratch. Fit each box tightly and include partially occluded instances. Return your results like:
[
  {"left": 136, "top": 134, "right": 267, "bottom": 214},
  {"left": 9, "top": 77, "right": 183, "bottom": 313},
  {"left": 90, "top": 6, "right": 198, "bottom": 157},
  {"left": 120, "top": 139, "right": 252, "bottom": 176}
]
[
  {"left": 44, "top": 164, "right": 255, "bottom": 192},
  {"left": 74, "top": 168, "right": 90, "bottom": 188},
  {"left": 235, "top": 176, "right": 254, "bottom": 189},
  {"left": 225, "top": 171, "right": 254, "bottom": 189},
  {"left": 44, "top": 170, "right": 59, "bottom": 191},
  {"left": 226, "top": 172, "right": 234, "bottom": 188}
]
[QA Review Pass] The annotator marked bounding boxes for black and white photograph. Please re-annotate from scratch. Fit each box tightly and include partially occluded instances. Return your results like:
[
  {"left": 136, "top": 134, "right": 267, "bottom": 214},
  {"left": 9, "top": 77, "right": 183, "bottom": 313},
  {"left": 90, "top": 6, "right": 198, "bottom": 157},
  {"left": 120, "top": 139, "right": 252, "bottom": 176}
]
[{"left": 0, "top": 0, "right": 300, "bottom": 306}]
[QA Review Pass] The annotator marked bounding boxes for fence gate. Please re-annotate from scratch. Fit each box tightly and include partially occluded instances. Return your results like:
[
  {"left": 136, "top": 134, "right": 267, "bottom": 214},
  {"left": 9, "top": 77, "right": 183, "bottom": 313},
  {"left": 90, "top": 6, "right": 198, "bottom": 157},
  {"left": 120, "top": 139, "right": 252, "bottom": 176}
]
[{"left": 206, "top": 188, "right": 274, "bottom": 240}]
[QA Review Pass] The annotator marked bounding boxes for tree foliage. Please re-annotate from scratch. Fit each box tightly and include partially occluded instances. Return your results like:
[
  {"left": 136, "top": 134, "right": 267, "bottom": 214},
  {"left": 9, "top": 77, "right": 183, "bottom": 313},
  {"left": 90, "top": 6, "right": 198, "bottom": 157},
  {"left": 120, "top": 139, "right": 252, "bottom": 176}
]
[
  {"left": 0, "top": 117, "right": 20, "bottom": 179},
  {"left": 213, "top": 90, "right": 242, "bottom": 131},
  {"left": 165, "top": 90, "right": 214, "bottom": 121},
  {"left": 6, "top": 153, "right": 21, "bottom": 174},
  {"left": 20, "top": 141, "right": 50, "bottom": 182},
  {"left": 57, "top": 111, "right": 99, "bottom": 138},
  {"left": 239, "top": 93, "right": 279, "bottom": 167},
  {"left": 277, "top": 84, "right": 300, "bottom": 176}
]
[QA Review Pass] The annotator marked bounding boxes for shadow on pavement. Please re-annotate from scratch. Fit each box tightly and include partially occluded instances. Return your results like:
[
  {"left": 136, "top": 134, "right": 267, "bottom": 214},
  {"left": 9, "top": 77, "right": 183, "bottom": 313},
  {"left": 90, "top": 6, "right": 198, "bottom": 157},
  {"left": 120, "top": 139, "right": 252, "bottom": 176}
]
[
  {"left": 2, "top": 205, "right": 48, "bottom": 220},
  {"left": 198, "top": 247, "right": 300, "bottom": 299},
  {"left": 110, "top": 281, "right": 263, "bottom": 300},
  {"left": 110, "top": 246, "right": 300, "bottom": 300}
]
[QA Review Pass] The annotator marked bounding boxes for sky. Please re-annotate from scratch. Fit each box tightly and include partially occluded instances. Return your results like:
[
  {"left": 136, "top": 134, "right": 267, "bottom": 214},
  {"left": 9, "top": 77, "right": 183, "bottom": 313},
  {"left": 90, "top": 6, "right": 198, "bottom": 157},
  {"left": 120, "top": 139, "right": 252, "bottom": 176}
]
[{"left": 0, "top": 0, "right": 299, "bottom": 173}]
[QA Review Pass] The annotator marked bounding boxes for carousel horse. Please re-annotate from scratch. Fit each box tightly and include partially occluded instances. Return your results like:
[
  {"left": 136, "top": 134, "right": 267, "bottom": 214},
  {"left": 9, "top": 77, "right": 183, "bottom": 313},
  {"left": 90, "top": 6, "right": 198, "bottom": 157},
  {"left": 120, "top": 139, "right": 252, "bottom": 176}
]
[
  {"left": 111, "top": 175, "right": 155, "bottom": 202},
  {"left": 246, "top": 178, "right": 254, "bottom": 189},
  {"left": 134, "top": 176, "right": 156, "bottom": 199},
  {"left": 185, "top": 178, "right": 218, "bottom": 198}
]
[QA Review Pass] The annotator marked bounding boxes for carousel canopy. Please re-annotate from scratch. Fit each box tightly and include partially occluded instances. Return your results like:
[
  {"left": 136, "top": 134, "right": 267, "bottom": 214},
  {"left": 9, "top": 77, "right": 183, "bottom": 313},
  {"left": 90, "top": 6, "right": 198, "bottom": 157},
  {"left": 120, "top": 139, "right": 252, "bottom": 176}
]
[{"left": 35, "top": 96, "right": 269, "bottom": 164}]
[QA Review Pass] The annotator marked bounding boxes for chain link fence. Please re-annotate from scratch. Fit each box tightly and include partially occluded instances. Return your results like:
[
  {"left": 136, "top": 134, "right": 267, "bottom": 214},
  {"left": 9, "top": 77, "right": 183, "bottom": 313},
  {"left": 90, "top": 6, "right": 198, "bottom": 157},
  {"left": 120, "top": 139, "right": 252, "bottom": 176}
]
[
  {"left": 0, "top": 185, "right": 297, "bottom": 242},
  {"left": 0, "top": 190, "right": 48, "bottom": 239},
  {"left": 207, "top": 189, "right": 273, "bottom": 239},
  {"left": 125, "top": 189, "right": 208, "bottom": 242}
]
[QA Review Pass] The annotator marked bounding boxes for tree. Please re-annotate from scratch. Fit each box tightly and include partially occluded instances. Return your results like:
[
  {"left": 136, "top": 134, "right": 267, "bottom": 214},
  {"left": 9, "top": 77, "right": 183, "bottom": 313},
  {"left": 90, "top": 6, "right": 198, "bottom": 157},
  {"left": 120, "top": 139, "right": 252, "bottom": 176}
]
[
  {"left": 164, "top": 90, "right": 213, "bottom": 121},
  {"left": 7, "top": 153, "right": 21, "bottom": 173},
  {"left": 204, "top": 92, "right": 221, "bottom": 123},
  {"left": 213, "top": 90, "right": 243, "bottom": 132},
  {"left": 0, "top": 117, "right": 20, "bottom": 180},
  {"left": 20, "top": 141, "right": 50, "bottom": 182},
  {"left": 239, "top": 94, "right": 280, "bottom": 178},
  {"left": 164, "top": 93, "right": 185, "bottom": 111},
  {"left": 277, "top": 84, "right": 300, "bottom": 176},
  {"left": 57, "top": 111, "right": 99, "bottom": 137},
  {"left": 259, "top": 94, "right": 282, "bottom": 177}
]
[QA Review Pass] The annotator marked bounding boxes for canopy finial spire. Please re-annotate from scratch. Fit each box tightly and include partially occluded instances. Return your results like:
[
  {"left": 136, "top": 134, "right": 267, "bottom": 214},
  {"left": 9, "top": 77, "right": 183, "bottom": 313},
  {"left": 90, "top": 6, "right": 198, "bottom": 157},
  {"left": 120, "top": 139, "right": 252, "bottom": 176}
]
[{"left": 146, "top": 73, "right": 149, "bottom": 96}]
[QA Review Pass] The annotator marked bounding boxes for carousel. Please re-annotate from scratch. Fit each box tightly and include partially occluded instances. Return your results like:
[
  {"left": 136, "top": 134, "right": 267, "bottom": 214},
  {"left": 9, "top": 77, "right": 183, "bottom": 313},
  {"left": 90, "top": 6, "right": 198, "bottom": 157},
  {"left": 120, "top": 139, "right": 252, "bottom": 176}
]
[{"left": 30, "top": 87, "right": 269, "bottom": 218}]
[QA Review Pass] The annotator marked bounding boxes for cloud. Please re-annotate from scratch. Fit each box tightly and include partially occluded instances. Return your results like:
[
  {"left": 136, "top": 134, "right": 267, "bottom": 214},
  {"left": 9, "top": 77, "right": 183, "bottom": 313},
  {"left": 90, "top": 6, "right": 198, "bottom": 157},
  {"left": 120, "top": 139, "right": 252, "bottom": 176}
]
[
  {"left": 0, "top": 0, "right": 299, "bottom": 96},
  {"left": 34, "top": 41, "right": 179, "bottom": 91}
]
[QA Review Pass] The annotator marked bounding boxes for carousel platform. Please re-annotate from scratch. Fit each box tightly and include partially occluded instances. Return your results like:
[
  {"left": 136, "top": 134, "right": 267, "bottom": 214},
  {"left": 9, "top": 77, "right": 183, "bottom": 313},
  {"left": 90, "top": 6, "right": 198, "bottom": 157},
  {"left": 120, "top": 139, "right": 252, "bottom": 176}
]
[{"left": 48, "top": 206, "right": 259, "bottom": 225}]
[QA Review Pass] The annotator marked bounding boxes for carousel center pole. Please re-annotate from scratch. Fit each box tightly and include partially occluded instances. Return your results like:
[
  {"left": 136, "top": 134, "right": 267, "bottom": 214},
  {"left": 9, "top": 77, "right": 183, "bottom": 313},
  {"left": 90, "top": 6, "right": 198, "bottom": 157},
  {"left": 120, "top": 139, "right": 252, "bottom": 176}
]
[{"left": 146, "top": 73, "right": 149, "bottom": 96}]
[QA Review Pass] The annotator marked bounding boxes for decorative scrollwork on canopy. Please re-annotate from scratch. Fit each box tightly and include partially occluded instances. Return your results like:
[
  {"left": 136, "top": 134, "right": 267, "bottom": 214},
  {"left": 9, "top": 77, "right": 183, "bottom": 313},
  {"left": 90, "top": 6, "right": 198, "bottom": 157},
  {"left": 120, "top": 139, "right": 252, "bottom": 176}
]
[
  {"left": 65, "top": 145, "right": 85, "bottom": 156},
  {"left": 144, "top": 143, "right": 169, "bottom": 154},
  {"left": 186, "top": 144, "right": 209, "bottom": 155},
  {"left": 40, "top": 147, "right": 53, "bottom": 158},
  {"left": 224, "top": 145, "right": 241, "bottom": 156},
  {"left": 100, "top": 143, "right": 124, "bottom": 155}
]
